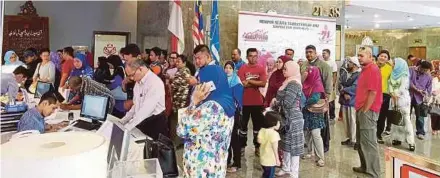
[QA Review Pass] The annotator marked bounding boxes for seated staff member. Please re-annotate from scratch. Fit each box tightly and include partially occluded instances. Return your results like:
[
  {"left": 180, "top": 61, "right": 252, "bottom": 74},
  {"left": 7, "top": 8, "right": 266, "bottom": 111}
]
[
  {"left": 120, "top": 59, "right": 169, "bottom": 140},
  {"left": 17, "top": 91, "right": 63, "bottom": 133},
  {"left": 59, "top": 76, "right": 115, "bottom": 113},
  {"left": 1, "top": 66, "right": 29, "bottom": 101}
]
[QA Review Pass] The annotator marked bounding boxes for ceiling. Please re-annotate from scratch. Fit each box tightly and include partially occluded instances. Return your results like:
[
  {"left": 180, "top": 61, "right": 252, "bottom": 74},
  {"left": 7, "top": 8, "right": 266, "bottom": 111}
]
[{"left": 345, "top": 1, "right": 440, "bottom": 30}]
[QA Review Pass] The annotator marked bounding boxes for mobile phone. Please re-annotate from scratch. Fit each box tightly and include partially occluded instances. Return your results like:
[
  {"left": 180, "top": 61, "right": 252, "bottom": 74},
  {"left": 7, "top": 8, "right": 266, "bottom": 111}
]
[
  {"left": 206, "top": 81, "right": 216, "bottom": 92},
  {"left": 68, "top": 112, "right": 74, "bottom": 121}
]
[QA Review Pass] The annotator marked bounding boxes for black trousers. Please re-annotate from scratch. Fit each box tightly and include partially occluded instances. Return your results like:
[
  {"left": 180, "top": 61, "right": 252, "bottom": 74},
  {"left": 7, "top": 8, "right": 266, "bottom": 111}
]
[
  {"left": 228, "top": 110, "right": 241, "bottom": 168},
  {"left": 321, "top": 113, "right": 331, "bottom": 151},
  {"left": 329, "top": 100, "right": 336, "bottom": 120},
  {"left": 377, "top": 93, "right": 391, "bottom": 138},
  {"left": 136, "top": 112, "right": 169, "bottom": 140},
  {"left": 240, "top": 105, "right": 264, "bottom": 148}
]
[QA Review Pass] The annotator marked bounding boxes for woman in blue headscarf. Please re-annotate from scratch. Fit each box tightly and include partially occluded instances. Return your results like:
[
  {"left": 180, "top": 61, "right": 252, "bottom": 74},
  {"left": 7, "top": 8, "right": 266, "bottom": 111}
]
[
  {"left": 67, "top": 53, "right": 94, "bottom": 105},
  {"left": 70, "top": 53, "right": 94, "bottom": 78},
  {"left": 388, "top": 57, "right": 414, "bottom": 151},
  {"left": 223, "top": 61, "right": 244, "bottom": 172},
  {"left": 177, "top": 64, "right": 235, "bottom": 177},
  {"left": 3, "top": 50, "right": 25, "bottom": 66}
]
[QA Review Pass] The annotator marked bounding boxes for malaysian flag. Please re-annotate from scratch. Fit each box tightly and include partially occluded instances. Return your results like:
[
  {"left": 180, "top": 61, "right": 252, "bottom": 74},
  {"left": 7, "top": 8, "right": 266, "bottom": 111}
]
[{"left": 192, "top": 0, "right": 204, "bottom": 47}]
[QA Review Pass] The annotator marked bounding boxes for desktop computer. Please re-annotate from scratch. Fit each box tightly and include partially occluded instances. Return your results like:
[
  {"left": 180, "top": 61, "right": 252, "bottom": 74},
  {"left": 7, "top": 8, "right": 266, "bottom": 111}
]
[
  {"left": 73, "top": 95, "right": 109, "bottom": 130},
  {"left": 107, "top": 121, "right": 130, "bottom": 170}
]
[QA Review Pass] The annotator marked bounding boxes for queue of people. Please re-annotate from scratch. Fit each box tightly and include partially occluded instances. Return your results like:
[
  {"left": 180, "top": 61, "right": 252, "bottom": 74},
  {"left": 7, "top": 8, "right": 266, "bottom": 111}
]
[{"left": 3, "top": 42, "right": 437, "bottom": 178}]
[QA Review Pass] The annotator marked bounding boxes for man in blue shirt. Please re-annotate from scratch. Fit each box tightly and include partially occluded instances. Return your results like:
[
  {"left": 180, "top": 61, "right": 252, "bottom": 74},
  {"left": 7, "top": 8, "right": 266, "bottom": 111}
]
[
  {"left": 17, "top": 91, "right": 62, "bottom": 133},
  {"left": 231, "top": 48, "right": 245, "bottom": 71}
]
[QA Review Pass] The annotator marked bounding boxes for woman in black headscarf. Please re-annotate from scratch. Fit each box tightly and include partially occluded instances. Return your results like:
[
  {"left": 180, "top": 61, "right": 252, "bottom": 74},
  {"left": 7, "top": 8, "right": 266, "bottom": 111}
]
[
  {"left": 106, "top": 55, "right": 127, "bottom": 118},
  {"left": 94, "top": 56, "right": 112, "bottom": 84}
]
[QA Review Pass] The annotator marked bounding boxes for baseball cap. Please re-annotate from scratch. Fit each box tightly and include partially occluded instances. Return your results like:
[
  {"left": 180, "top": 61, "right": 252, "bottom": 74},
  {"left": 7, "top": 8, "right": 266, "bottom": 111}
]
[{"left": 23, "top": 50, "right": 36, "bottom": 58}]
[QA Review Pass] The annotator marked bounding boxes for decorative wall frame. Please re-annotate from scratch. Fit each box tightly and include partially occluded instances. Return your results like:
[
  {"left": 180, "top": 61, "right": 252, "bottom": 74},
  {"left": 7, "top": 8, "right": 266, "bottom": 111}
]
[{"left": 92, "top": 31, "right": 130, "bottom": 67}]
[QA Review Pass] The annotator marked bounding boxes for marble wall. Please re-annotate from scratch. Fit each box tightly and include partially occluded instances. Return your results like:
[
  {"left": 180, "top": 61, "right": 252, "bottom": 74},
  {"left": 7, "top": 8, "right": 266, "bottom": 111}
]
[
  {"left": 345, "top": 28, "right": 440, "bottom": 60},
  {"left": 137, "top": 1, "right": 343, "bottom": 62}
]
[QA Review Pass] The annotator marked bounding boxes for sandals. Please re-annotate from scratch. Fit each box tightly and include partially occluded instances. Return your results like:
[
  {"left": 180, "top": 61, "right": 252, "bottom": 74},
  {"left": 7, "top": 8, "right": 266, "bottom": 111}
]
[{"left": 316, "top": 159, "right": 325, "bottom": 167}]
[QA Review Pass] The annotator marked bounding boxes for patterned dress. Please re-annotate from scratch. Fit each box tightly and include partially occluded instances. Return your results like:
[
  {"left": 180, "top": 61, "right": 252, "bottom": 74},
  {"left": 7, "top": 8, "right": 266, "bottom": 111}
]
[
  {"left": 177, "top": 101, "right": 234, "bottom": 178},
  {"left": 276, "top": 81, "right": 305, "bottom": 156}
]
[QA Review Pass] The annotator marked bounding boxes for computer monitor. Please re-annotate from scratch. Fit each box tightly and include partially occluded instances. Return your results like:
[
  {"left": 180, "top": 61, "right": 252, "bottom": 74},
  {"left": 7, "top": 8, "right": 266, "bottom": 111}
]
[
  {"left": 80, "top": 95, "right": 109, "bottom": 122},
  {"left": 107, "top": 121, "right": 130, "bottom": 169},
  {"left": 34, "top": 81, "right": 54, "bottom": 98}
]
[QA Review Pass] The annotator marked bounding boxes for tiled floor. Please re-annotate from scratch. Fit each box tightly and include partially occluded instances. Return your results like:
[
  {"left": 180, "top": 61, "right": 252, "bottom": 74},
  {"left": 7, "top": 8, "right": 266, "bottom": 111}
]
[{"left": 176, "top": 111, "right": 440, "bottom": 178}]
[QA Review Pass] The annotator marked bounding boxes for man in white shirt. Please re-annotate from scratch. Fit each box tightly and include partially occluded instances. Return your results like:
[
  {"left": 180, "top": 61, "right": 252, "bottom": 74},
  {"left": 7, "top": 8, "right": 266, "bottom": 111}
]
[
  {"left": 323, "top": 49, "right": 338, "bottom": 121},
  {"left": 120, "top": 59, "right": 168, "bottom": 140},
  {"left": 1, "top": 66, "right": 28, "bottom": 102}
]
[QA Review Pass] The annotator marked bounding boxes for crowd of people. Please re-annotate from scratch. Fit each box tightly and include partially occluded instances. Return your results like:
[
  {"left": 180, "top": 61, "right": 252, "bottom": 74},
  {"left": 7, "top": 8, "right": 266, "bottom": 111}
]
[{"left": 2, "top": 43, "right": 439, "bottom": 178}]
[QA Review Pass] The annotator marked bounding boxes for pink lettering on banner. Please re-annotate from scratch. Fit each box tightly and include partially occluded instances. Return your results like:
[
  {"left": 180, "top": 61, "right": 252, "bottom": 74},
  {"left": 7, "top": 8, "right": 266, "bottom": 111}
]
[{"left": 242, "top": 29, "right": 268, "bottom": 42}]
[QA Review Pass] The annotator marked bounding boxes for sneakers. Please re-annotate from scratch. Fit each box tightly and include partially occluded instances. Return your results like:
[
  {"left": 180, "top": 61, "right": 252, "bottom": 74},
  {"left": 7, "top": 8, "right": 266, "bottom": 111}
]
[
  {"left": 377, "top": 137, "right": 385, "bottom": 144},
  {"left": 275, "top": 170, "right": 289, "bottom": 176},
  {"left": 316, "top": 159, "right": 325, "bottom": 167},
  {"left": 409, "top": 144, "right": 415, "bottom": 151},
  {"left": 226, "top": 167, "right": 238, "bottom": 173},
  {"left": 417, "top": 134, "right": 425, "bottom": 140},
  {"left": 383, "top": 131, "right": 391, "bottom": 136}
]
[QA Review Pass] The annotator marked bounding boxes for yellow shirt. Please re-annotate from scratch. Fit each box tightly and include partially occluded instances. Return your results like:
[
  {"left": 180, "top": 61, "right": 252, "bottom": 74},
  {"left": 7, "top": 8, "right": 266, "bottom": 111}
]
[
  {"left": 379, "top": 63, "right": 393, "bottom": 94},
  {"left": 257, "top": 128, "right": 280, "bottom": 166}
]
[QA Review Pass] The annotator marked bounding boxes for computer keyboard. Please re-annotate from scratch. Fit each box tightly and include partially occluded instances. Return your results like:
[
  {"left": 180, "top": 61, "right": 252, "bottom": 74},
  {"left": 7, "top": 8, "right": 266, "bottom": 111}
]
[{"left": 73, "top": 120, "right": 100, "bottom": 130}]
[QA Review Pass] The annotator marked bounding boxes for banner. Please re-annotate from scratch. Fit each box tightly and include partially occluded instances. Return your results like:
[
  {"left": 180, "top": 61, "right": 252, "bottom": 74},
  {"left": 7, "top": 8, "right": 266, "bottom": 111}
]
[{"left": 238, "top": 11, "right": 336, "bottom": 63}]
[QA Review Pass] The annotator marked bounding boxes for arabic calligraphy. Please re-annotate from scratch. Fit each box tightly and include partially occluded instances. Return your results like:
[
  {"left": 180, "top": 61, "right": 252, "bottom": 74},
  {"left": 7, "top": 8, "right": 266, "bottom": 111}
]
[{"left": 8, "top": 29, "right": 43, "bottom": 37}]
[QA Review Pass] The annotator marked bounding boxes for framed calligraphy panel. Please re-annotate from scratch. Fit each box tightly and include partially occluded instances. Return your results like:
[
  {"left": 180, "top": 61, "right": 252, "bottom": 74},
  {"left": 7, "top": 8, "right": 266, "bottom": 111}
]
[
  {"left": 2, "top": 15, "right": 49, "bottom": 61},
  {"left": 92, "top": 31, "right": 130, "bottom": 68}
]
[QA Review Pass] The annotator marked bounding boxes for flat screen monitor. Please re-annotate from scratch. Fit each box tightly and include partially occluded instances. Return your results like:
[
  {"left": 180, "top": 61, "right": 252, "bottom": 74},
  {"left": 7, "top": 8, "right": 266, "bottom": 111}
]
[
  {"left": 80, "top": 95, "right": 109, "bottom": 121},
  {"left": 34, "top": 81, "right": 54, "bottom": 98},
  {"left": 107, "top": 121, "right": 130, "bottom": 169}
]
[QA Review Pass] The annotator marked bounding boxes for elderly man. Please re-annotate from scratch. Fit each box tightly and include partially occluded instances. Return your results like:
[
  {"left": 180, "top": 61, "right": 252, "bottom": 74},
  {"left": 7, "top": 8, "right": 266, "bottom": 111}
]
[
  {"left": 231, "top": 48, "right": 245, "bottom": 71},
  {"left": 301, "top": 45, "right": 333, "bottom": 153},
  {"left": 120, "top": 59, "right": 168, "bottom": 140},
  {"left": 60, "top": 76, "right": 115, "bottom": 113}
]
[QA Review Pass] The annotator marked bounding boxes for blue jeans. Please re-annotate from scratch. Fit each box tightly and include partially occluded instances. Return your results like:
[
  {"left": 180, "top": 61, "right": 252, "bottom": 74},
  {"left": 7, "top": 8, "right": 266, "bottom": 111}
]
[
  {"left": 411, "top": 100, "right": 425, "bottom": 135},
  {"left": 261, "top": 166, "right": 275, "bottom": 178}
]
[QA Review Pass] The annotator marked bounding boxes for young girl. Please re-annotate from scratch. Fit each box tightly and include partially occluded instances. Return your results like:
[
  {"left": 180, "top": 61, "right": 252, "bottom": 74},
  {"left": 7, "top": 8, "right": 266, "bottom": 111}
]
[{"left": 258, "top": 111, "right": 281, "bottom": 178}]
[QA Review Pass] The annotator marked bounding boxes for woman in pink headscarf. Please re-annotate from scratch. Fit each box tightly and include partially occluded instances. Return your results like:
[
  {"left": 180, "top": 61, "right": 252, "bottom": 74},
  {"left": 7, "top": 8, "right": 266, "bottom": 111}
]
[
  {"left": 264, "top": 55, "right": 292, "bottom": 107},
  {"left": 270, "top": 61, "right": 304, "bottom": 177},
  {"left": 302, "top": 66, "right": 326, "bottom": 167}
]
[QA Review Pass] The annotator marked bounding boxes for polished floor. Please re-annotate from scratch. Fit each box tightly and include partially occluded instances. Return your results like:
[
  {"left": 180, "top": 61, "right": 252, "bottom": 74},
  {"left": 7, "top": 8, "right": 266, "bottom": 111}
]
[{"left": 176, "top": 111, "right": 440, "bottom": 178}]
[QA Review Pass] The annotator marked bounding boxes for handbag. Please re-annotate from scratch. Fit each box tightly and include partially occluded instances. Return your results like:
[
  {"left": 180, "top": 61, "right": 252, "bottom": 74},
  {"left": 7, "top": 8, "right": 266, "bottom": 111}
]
[
  {"left": 420, "top": 95, "right": 431, "bottom": 117},
  {"left": 388, "top": 105, "right": 404, "bottom": 126},
  {"left": 144, "top": 134, "right": 179, "bottom": 177},
  {"left": 307, "top": 99, "right": 329, "bottom": 113},
  {"left": 274, "top": 100, "right": 290, "bottom": 134},
  {"left": 429, "top": 103, "right": 440, "bottom": 116},
  {"left": 306, "top": 86, "right": 329, "bottom": 114}
]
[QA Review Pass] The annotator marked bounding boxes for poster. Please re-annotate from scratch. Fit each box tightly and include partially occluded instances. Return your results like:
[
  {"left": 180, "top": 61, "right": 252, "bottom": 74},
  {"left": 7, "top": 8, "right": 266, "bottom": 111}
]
[
  {"left": 238, "top": 11, "right": 336, "bottom": 64},
  {"left": 393, "top": 158, "right": 440, "bottom": 178},
  {"left": 93, "top": 33, "right": 128, "bottom": 67}
]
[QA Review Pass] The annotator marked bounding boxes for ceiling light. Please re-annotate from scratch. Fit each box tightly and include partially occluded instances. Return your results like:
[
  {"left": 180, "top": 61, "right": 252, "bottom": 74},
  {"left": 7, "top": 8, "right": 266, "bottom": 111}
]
[
  {"left": 413, "top": 26, "right": 417, "bottom": 29},
  {"left": 375, "top": 24, "right": 380, "bottom": 28},
  {"left": 374, "top": 14, "right": 379, "bottom": 18},
  {"left": 408, "top": 18, "right": 414, "bottom": 21}
]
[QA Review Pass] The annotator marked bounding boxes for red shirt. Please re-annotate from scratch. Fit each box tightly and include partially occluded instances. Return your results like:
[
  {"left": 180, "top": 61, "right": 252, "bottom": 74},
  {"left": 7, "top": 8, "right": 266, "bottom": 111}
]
[
  {"left": 61, "top": 58, "right": 74, "bottom": 75},
  {"left": 355, "top": 63, "right": 383, "bottom": 113},
  {"left": 238, "top": 64, "right": 267, "bottom": 106}
]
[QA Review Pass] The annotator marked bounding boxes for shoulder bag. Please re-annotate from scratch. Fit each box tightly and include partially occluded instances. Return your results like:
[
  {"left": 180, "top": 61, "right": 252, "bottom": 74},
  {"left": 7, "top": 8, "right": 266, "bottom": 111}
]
[
  {"left": 306, "top": 87, "right": 329, "bottom": 113},
  {"left": 388, "top": 105, "right": 404, "bottom": 126}
]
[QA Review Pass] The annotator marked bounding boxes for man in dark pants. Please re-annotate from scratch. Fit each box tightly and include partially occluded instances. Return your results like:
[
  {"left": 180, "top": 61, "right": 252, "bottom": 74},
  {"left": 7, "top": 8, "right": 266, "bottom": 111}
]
[
  {"left": 409, "top": 60, "right": 432, "bottom": 140},
  {"left": 301, "top": 45, "right": 333, "bottom": 152},
  {"left": 237, "top": 48, "right": 267, "bottom": 156},
  {"left": 120, "top": 59, "right": 169, "bottom": 140}
]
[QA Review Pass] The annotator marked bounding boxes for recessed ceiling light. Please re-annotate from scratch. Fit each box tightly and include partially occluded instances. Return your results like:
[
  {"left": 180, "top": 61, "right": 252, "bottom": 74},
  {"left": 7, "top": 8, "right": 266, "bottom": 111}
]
[
  {"left": 374, "top": 14, "right": 379, "bottom": 18},
  {"left": 375, "top": 23, "right": 380, "bottom": 28},
  {"left": 408, "top": 18, "right": 414, "bottom": 21},
  {"left": 413, "top": 26, "right": 417, "bottom": 29}
]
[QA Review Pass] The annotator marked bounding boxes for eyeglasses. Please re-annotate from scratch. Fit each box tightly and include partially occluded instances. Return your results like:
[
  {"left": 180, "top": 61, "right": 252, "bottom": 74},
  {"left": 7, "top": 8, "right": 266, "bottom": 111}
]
[{"left": 126, "top": 67, "right": 139, "bottom": 78}]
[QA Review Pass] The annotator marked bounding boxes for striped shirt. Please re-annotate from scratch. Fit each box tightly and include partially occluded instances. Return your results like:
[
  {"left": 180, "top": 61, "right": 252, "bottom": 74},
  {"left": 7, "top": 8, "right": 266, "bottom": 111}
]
[{"left": 17, "top": 107, "right": 45, "bottom": 133}]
